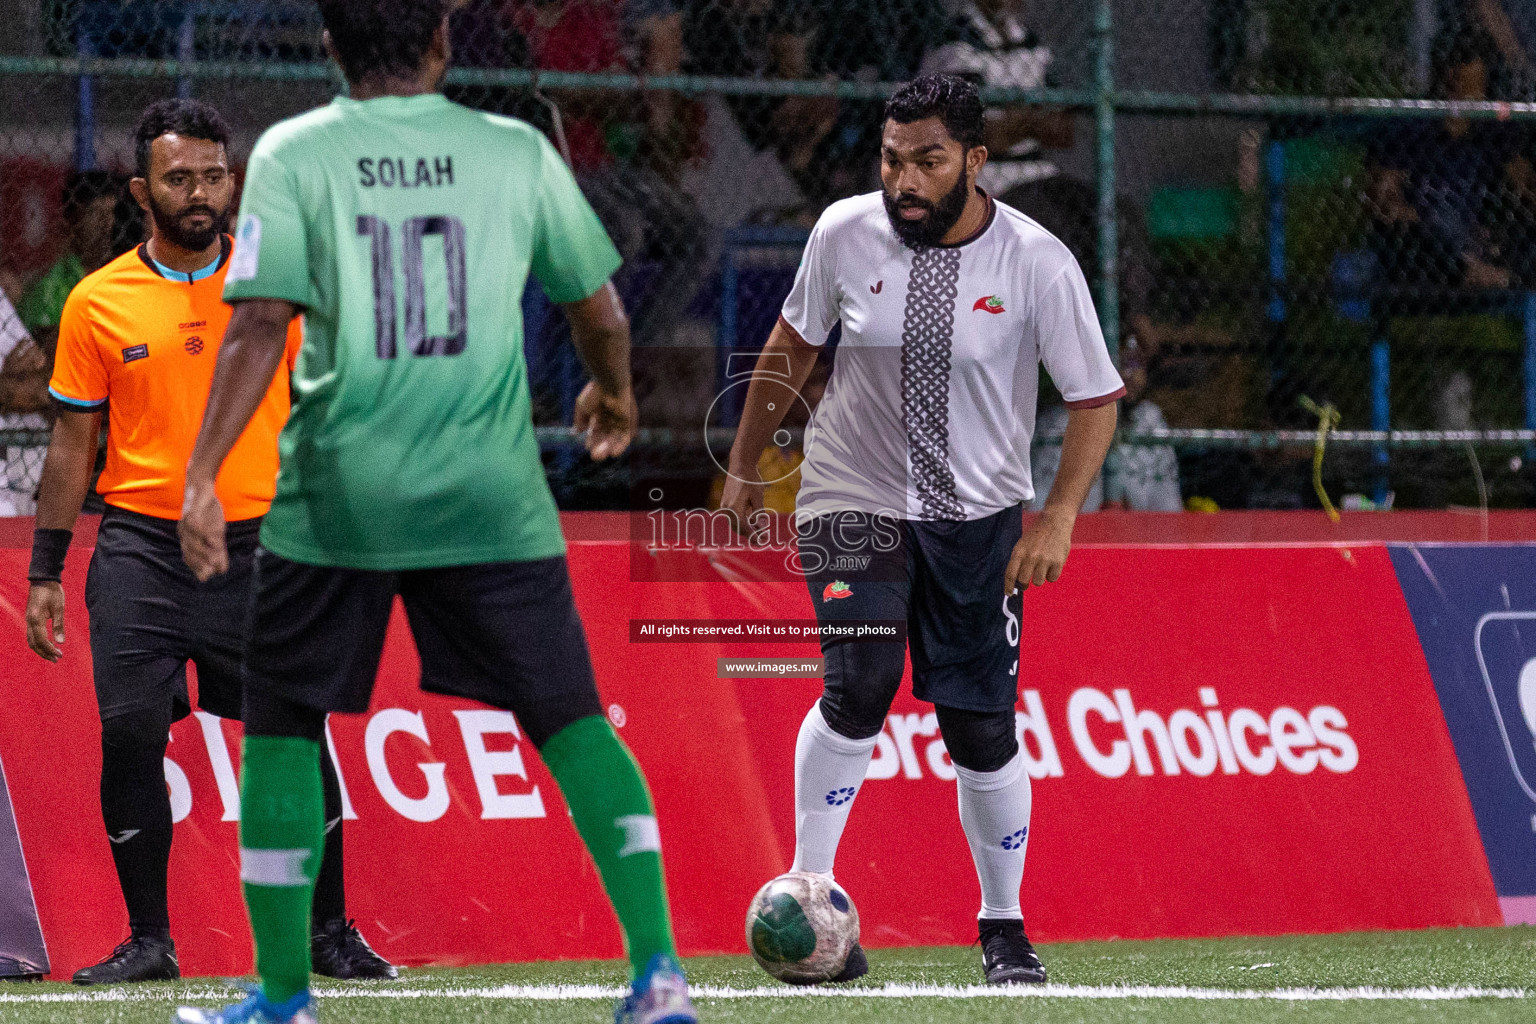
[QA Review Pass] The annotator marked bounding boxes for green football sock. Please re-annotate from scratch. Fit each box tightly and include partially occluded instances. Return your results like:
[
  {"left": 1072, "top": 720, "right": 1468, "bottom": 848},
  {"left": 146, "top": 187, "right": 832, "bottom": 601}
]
[
  {"left": 239, "top": 735, "right": 324, "bottom": 1004},
  {"left": 540, "top": 715, "right": 678, "bottom": 977}
]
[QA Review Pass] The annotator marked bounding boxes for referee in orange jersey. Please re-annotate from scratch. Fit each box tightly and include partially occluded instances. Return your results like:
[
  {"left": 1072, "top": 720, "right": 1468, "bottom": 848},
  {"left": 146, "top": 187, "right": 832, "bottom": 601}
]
[{"left": 22, "top": 100, "right": 393, "bottom": 986}]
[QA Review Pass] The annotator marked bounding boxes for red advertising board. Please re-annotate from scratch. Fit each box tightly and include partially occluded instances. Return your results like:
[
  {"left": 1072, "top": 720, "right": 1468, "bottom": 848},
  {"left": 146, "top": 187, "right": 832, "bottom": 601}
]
[{"left": 0, "top": 520, "right": 1501, "bottom": 979}]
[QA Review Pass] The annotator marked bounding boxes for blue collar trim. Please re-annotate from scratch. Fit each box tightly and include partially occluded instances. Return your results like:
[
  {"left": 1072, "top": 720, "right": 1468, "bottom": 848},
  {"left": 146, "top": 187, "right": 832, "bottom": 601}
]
[{"left": 148, "top": 249, "right": 222, "bottom": 284}]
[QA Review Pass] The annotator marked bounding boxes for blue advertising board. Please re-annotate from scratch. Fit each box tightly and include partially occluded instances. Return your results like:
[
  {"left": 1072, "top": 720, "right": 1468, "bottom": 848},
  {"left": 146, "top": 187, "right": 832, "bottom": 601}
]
[{"left": 1391, "top": 544, "right": 1536, "bottom": 924}]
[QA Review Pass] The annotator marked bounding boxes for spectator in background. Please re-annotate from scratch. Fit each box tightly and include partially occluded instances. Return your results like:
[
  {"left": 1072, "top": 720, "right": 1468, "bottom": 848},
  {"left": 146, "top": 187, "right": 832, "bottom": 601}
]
[
  {"left": 1461, "top": 0, "right": 1535, "bottom": 99},
  {"left": 0, "top": 291, "right": 51, "bottom": 516},
  {"left": 448, "top": 0, "right": 533, "bottom": 114},
  {"left": 1367, "top": 24, "right": 1523, "bottom": 291},
  {"left": 1034, "top": 345, "right": 1184, "bottom": 513},
  {"left": 920, "top": 0, "right": 1073, "bottom": 197},
  {"left": 919, "top": 1, "right": 1220, "bottom": 365},
  {"left": 685, "top": 0, "right": 948, "bottom": 213},
  {"left": 682, "top": 0, "right": 825, "bottom": 209},
  {"left": 797, "top": 0, "right": 950, "bottom": 204},
  {"left": 1103, "top": 339, "right": 1183, "bottom": 512},
  {"left": 627, "top": 0, "right": 691, "bottom": 177},
  {"left": 17, "top": 171, "right": 122, "bottom": 347},
  {"left": 511, "top": 0, "right": 707, "bottom": 345}
]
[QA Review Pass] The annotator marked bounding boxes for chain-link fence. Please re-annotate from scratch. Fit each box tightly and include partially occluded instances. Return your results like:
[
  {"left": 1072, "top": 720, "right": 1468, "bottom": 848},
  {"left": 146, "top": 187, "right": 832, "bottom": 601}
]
[{"left": 1, "top": 0, "right": 1533, "bottom": 512}]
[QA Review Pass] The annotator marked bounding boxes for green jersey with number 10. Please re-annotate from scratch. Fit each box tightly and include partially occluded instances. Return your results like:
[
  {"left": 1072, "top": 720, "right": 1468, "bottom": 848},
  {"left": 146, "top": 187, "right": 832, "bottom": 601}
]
[{"left": 224, "top": 93, "right": 621, "bottom": 570}]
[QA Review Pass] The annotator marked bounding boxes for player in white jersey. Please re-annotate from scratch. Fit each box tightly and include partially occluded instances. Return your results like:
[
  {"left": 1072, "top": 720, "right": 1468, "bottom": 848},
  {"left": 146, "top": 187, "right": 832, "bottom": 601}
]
[{"left": 722, "top": 74, "right": 1122, "bottom": 985}]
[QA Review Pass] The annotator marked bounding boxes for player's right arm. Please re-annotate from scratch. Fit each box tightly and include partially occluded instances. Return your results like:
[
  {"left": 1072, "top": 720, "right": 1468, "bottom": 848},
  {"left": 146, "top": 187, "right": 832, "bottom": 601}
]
[
  {"left": 720, "top": 320, "right": 820, "bottom": 535},
  {"left": 26, "top": 284, "right": 109, "bottom": 661},
  {"left": 25, "top": 408, "right": 100, "bottom": 661},
  {"left": 528, "top": 132, "right": 634, "bottom": 463},
  {"left": 722, "top": 211, "right": 837, "bottom": 535},
  {"left": 182, "top": 129, "right": 309, "bottom": 581},
  {"left": 181, "top": 297, "right": 297, "bottom": 581},
  {"left": 567, "top": 283, "right": 638, "bottom": 461}
]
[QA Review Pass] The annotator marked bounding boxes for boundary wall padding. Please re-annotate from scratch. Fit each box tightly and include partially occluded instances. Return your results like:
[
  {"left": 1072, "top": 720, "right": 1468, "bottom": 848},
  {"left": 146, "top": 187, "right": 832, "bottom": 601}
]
[{"left": 0, "top": 513, "right": 1522, "bottom": 979}]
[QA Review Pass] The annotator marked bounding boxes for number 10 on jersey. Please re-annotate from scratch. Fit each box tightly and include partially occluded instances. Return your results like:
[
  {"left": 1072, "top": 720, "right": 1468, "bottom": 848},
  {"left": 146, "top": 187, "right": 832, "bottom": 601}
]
[{"left": 357, "top": 214, "right": 467, "bottom": 359}]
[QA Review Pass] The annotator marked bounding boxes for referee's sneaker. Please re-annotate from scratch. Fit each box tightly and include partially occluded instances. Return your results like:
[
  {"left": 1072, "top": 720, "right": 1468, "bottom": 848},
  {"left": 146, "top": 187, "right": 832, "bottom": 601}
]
[
  {"left": 723, "top": 74, "right": 1123, "bottom": 986},
  {"left": 24, "top": 98, "right": 393, "bottom": 985}
]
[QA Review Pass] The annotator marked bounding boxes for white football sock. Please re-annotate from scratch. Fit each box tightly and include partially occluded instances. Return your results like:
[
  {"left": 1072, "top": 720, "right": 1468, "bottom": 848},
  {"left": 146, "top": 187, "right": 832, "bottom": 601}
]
[
  {"left": 955, "top": 749, "right": 1032, "bottom": 920},
  {"left": 790, "top": 701, "right": 879, "bottom": 877}
]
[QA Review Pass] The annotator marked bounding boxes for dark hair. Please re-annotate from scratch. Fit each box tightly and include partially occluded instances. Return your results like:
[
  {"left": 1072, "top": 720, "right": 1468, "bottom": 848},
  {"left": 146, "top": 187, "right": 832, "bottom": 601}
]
[
  {"left": 61, "top": 170, "right": 120, "bottom": 223},
  {"left": 884, "top": 74, "right": 985, "bottom": 150},
  {"left": 318, "top": 0, "right": 446, "bottom": 82},
  {"left": 134, "top": 98, "right": 231, "bottom": 178}
]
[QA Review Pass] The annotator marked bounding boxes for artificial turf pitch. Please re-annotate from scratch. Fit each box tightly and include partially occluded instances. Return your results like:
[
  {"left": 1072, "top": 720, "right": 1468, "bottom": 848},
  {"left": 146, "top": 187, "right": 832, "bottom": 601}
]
[{"left": 4, "top": 927, "right": 1534, "bottom": 1023}]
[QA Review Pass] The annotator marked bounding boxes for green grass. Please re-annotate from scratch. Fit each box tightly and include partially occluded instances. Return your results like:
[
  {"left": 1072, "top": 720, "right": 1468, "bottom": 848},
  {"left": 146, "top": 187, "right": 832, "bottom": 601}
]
[{"left": 4, "top": 927, "right": 1535, "bottom": 1023}]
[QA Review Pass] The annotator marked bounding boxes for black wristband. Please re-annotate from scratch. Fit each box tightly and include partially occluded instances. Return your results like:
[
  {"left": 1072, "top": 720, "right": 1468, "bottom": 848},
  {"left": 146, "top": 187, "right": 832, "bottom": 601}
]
[{"left": 27, "top": 528, "right": 72, "bottom": 583}]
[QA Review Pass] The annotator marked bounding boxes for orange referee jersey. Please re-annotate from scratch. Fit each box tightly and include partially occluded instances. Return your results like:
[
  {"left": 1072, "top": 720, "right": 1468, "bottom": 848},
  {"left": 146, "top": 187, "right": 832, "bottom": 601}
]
[{"left": 49, "top": 236, "right": 302, "bottom": 521}]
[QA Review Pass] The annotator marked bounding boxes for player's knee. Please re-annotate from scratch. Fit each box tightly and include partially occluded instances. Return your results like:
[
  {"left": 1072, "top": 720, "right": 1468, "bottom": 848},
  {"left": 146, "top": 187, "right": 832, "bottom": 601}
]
[
  {"left": 100, "top": 704, "right": 172, "bottom": 758},
  {"left": 243, "top": 690, "right": 327, "bottom": 742},
  {"left": 818, "top": 644, "right": 906, "bottom": 741},
  {"left": 935, "top": 705, "right": 1018, "bottom": 774}
]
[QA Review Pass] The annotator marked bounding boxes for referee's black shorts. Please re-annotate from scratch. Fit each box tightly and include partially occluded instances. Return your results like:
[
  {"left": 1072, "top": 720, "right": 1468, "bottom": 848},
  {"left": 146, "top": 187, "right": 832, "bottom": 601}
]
[
  {"left": 242, "top": 549, "right": 603, "bottom": 749},
  {"left": 85, "top": 506, "right": 260, "bottom": 723}
]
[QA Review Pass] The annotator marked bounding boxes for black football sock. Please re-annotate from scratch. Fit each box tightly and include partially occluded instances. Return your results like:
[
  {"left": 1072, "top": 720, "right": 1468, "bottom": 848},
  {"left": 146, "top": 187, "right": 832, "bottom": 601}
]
[
  {"left": 100, "top": 706, "right": 175, "bottom": 937},
  {"left": 310, "top": 742, "right": 346, "bottom": 930}
]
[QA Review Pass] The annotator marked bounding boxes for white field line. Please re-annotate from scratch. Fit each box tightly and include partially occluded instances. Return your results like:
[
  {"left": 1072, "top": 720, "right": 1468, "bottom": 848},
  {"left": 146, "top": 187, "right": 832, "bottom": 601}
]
[{"left": 0, "top": 983, "right": 1528, "bottom": 1004}]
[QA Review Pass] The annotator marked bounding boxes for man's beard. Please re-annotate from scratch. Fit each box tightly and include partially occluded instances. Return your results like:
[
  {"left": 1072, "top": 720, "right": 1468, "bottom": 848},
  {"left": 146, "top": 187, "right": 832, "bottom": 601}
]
[
  {"left": 884, "top": 166, "right": 972, "bottom": 249},
  {"left": 147, "top": 194, "right": 228, "bottom": 252}
]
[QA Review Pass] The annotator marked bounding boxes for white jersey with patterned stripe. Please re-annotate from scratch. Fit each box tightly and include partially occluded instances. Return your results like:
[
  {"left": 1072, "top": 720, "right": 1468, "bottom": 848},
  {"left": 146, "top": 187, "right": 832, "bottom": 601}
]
[{"left": 780, "top": 191, "right": 1125, "bottom": 521}]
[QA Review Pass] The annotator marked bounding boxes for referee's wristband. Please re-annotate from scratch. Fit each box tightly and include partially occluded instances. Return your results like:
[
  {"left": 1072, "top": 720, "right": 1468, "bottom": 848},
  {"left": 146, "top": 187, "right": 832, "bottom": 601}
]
[{"left": 27, "top": 528, "right": 72, "bottom": 584}]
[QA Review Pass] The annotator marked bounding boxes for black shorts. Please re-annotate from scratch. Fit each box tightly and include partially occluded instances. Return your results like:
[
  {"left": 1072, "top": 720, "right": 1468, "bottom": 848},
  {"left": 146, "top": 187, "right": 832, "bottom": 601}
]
[
  {"left": 798, "top": 504, "right": 1024, "bottom": 713},
  {"left": 243, "top": 549, "right": 603, "bottom": 748},
  {"left": 85, "top": 507, "right": 261, "bottom": 723}
]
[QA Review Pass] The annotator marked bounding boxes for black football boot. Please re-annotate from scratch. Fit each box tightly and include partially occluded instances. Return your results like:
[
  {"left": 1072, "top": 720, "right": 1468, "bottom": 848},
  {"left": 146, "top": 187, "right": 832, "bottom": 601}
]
[
  {"left": 310, "top": 918, "right": 398, "bottom": 981},
  {"left": 979, "top": 918, "right": 1047, "bottom": 985},
  {"left": 71, "top": 932, "right": 180, "bottom": 985}
]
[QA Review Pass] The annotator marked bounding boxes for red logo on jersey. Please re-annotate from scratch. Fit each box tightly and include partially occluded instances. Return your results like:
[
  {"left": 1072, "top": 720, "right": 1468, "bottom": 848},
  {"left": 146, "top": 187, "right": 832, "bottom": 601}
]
[
  {"left": 973, "top": 295, "right": 1005, "bottom": 314},
  {"left": 871, "top": 280, "right": 883, "bottom": 294},
  {"left": 822, "top": 581, "right": 853, "bottom": 602}
]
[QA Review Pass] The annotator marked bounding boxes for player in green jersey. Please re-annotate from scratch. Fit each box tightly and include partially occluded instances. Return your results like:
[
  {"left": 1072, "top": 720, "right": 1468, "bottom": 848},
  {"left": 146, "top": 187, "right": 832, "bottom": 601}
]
[{"left": 173, "top": 3, "right": 694, "bottom": 1023}]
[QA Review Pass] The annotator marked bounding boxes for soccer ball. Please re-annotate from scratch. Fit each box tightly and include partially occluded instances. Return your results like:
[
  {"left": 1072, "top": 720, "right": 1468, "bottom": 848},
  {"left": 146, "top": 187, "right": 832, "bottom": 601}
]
[{"left": 745, "top": 871, "right": 860, "bottom": 984}]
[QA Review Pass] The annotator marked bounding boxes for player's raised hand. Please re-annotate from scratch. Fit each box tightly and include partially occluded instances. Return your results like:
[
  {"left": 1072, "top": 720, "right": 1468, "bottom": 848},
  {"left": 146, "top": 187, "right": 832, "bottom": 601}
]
[
  {"left": 573, "top": 382, "right": 637, "bottom": 461},
  {"left": 1004, "top": 508, "right": 1075, "bottom": 594},
  {"left": 179, "top": 474, "right": 229, "bottom": 581},
  {"left": 24, "top": 582, "right": 65, "bottom": 662}
]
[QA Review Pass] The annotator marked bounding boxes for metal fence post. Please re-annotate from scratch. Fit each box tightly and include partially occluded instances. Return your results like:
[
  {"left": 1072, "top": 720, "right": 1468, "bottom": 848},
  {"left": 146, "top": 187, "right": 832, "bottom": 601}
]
[
  {"left": 1093, "top": 0, "right": 1118, "bottom": 363},
  {"left": 74, "top": 32, "right": 96, "bottom": 171},
  {"left": 1371, "top": 339, "right": 1390, "bottom": 503},
  {"left": 1524, "top": 293, "right": 1536, "bottom": 457},
  {"left": 177, "top": 7, "right": 197, "bottom": 99}
]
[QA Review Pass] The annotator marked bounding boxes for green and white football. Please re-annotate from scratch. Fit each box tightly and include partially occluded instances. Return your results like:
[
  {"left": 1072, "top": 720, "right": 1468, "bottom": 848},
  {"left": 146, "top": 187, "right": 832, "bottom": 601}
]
[{"left": 745, "top": 871, "right": 860, "bottom": 984}]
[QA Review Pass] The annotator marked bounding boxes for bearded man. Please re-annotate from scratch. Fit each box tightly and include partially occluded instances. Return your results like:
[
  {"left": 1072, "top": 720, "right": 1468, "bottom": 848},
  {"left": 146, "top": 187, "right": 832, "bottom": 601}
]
[
  {"left": 722, "top": 74, "right": 1123, "bottom": 985},
  {"left": 24, "top": 99, "right": 393, "bottom": 985}
]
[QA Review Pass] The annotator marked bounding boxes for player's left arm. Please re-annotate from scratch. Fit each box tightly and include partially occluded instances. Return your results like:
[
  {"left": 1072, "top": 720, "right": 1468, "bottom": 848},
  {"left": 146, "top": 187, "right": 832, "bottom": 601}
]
[
  {"left": 1005, "top": 401, "right": 1116, "bottom": 594},
  {"left": 1006, "top": 260, "right": 1125, "bottom": 594},
  {"left": 566, "top": 282, "right": 636, "bottom": 461},
  {"left": 180, "top": 297, "right": 297, "bottom": 581}
]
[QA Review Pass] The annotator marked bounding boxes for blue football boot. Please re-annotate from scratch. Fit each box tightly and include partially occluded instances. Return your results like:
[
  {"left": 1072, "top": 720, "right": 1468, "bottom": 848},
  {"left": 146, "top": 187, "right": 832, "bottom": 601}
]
[
  {"left": 615, "top": 952, "right": 697, "bottom": 1024},
  {"left": 174, "top": 989, "right": 318, "bottom": 1024}
]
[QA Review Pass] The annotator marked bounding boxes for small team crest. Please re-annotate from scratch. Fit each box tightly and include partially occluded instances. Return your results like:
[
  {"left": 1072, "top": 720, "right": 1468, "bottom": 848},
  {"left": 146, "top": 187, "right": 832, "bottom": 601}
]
[
  {"left": 822, "top": 581, "right": 852, "bottom": 602},
  {"left": 184, "top": 335, "right": 205, "bottom": 355},
  {"left": 973, "top": 295, "right": 1005, "bottom": 314}
]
